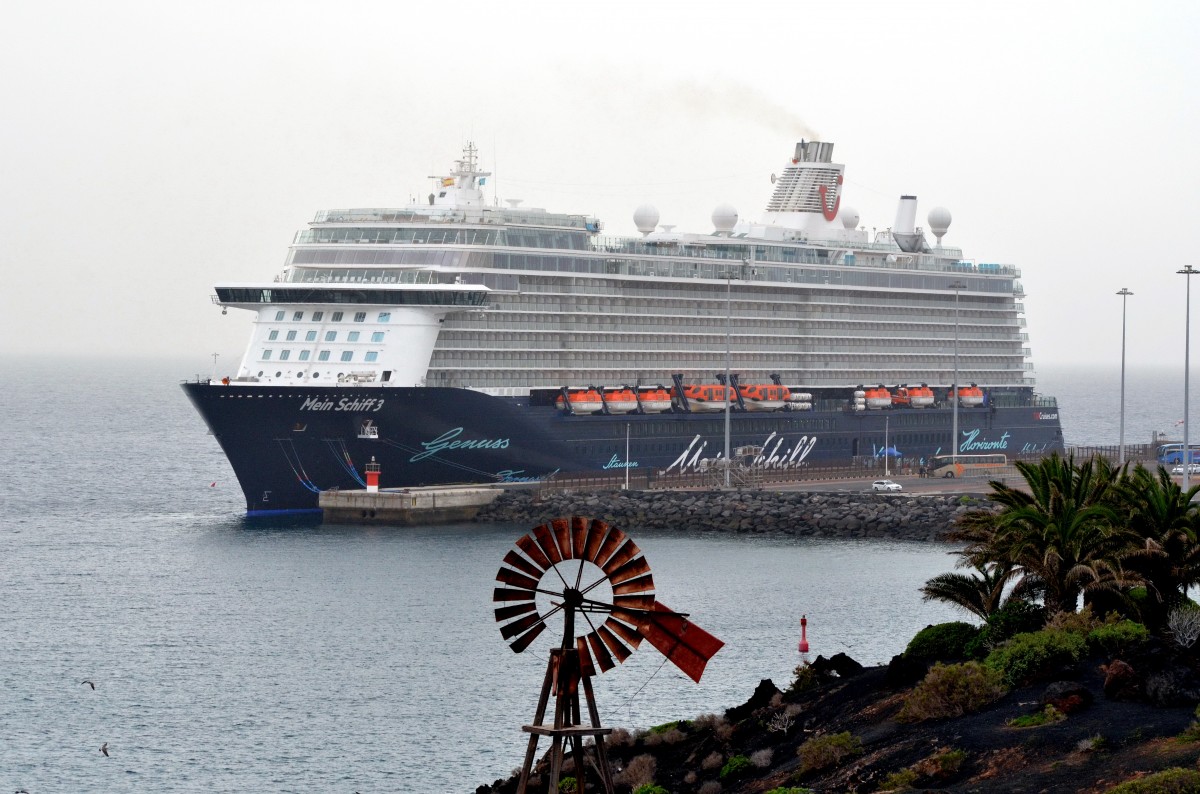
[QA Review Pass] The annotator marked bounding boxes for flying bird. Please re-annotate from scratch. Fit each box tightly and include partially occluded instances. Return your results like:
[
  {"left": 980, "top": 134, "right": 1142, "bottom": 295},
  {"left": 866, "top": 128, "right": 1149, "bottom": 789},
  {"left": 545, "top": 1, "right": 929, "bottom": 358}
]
[
  {"left": 81, "top": 680, "right": 95, "bottom": 690},
  {"left": 99, "top": 742, "right": 109, "bottom": 757}
]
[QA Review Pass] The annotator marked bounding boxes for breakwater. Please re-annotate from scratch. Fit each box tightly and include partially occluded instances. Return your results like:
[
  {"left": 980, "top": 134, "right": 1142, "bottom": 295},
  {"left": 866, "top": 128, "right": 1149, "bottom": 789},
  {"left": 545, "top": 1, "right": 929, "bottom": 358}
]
[{"left": 475, "top": 488, "right": 995, "bottom": 541}]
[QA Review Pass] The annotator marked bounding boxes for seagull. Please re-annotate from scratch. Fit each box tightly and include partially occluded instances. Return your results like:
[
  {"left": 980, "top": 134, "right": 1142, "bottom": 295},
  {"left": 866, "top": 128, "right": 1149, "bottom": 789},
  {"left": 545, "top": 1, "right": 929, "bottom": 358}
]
[
  {"left": 99, "top": 742, "right": 109, "bottom": 757},
  {"left": 81, "top": 680, "right": 95, "bottom": 690}
]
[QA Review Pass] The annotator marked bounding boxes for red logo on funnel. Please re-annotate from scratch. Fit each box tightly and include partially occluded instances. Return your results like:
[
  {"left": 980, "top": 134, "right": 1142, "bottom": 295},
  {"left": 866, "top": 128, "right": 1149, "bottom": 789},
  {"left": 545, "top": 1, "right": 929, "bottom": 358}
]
[{"left": 818, "top": 174, "right": 843, "bottom": 222}]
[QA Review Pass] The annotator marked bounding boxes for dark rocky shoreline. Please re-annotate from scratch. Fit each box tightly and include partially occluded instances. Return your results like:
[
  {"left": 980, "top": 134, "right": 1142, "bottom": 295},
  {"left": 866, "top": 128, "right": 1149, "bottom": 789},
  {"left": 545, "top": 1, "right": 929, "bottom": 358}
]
[{"left": 475, "top": 488, "right": 996, "bottom": 542}]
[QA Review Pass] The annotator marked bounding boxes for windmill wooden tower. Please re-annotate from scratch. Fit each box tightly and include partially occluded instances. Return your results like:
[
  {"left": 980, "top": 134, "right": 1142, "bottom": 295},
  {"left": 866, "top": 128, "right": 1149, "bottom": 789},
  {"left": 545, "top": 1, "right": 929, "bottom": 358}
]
[{"left": 493, "top": 516, "right": 724, "bottom": 793}]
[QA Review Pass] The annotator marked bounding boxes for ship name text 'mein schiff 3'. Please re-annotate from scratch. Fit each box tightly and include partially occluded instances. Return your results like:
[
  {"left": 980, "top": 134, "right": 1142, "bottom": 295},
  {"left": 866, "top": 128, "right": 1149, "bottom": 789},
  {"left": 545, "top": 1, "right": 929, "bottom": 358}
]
[{"left": 183, "top": 140, "right": 1063, "bottom": 515}]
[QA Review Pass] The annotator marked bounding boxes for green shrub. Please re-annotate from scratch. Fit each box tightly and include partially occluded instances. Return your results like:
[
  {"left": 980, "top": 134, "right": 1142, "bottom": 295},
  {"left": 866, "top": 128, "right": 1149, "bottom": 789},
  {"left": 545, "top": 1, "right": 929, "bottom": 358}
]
[
  {"left": 1006, "top": 704, "right": 1066, "bottom": 728},
  {"left": 720, "top": 754, "right": 752, "bottom": 779},
  {"left": 927, "top": 748, "right": 967, "bottom": 774},
  {"left": 648, "top": 720, "right": 683, "bottom": 734},
  {"left": 789, "top": 661, "right": 823, "bottom": 694},
  {"left": 904, "top": 622, "right": 981, "bottom": 662},
  {"left": 764, "top": 788, "right": 813, "bottom": 794},
  {"left": 632, "top": 785, "right": 668, "bottom": 794},
  {"left": 558, "top": 777, "right": 578, "bottom": 793},
  {"left": 984, "top": 629, "right": 1087, "bottom": 688},
  {"left": 1087, "top": 620, "right": 1149, "bottom": 655},
  {"left": 877, "top": 767, "right": 919, "bottom": 790},
  {"left": 896, "top": 661, "right": 1006, "bottom": 722},
  {"left": 1103, "top": 767, "right": 1200, "bottom": 792},
  {"left": 966, "top": 600, "right": 1047, "bottom": 657},
  {"left": 796, "top": 731, "right": 863, "bottom": 773}
]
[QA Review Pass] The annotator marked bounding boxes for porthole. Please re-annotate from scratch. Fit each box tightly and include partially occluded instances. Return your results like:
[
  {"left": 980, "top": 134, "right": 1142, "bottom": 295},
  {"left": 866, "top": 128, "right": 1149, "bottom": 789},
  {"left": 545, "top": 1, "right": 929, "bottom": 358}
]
[
  {"left": 275, "top": 371, "right": 282, "bottom": 378},
  {"left": 257, "top": 371, "right": 263, "bottom": 377},
  {"left": 313, "top": 372, "right": 320, "bottom": 378}
]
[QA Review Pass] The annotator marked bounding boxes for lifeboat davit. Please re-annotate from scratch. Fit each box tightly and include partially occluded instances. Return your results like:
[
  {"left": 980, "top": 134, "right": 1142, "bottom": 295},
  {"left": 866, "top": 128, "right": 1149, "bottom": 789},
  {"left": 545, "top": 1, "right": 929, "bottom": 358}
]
[
  {"left": 863, "top": 385, "right": 891, "bottom": 410},
  {"left": 636, "top": 386, "right": 672, "bottom": 413},
  {"left": 601, "top": 387, "right": 638, "bottom": 414},
  {"left": 951, "top": 384, "right": 985, "bottom": 408},
  {"left": 892, "top": 384, "right": 935, "bottom": 409},
  {"left": 738, "top": 383, "right": 791, "bottom": 412},
  {"left": 555, "top": 387, "right": 603, "bottom": 414},
  {"left": 670, "top": 383, "right": 732, "bottom": 412}
]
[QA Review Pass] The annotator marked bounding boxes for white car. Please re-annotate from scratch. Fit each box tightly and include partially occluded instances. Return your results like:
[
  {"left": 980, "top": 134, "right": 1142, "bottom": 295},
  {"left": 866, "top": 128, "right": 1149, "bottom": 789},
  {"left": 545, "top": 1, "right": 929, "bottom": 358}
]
[
  {"left": 872, "top": 479, "right": 903, "bottom": 492},
  {"left": 1171, "top": 464, "right": 1200, "bottom": 475}
]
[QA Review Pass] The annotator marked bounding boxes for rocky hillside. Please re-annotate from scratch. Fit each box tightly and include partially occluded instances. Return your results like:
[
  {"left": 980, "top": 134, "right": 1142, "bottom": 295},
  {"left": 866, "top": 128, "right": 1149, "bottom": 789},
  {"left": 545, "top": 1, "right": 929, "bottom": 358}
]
[{"left": 475, "top": 635, "right": 1200, "bottom": 794}]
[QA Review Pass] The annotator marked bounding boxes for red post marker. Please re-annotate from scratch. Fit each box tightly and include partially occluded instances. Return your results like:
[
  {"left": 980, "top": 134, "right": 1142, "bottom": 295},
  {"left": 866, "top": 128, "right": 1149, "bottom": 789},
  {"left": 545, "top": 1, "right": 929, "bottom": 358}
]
[
  {"left": 798, "top": 614, "right": 809, "bottom": 654},
  {"left": 366, "top": 456, "right": 381, "bottom": 493}
]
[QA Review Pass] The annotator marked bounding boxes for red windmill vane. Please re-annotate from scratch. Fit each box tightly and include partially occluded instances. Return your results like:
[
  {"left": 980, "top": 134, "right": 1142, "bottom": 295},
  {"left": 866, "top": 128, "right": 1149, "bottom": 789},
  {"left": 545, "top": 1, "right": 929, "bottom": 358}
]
[{"left": 493, "top": 516, "right": 724, "bottom": 794}]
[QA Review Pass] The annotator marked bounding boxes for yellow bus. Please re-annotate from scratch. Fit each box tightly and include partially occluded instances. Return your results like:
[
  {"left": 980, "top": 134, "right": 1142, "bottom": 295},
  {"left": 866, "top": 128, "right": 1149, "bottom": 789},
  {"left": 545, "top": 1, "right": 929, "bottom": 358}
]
[{"left": 928, "top": 453, "right": 1007, "bottom": 479}]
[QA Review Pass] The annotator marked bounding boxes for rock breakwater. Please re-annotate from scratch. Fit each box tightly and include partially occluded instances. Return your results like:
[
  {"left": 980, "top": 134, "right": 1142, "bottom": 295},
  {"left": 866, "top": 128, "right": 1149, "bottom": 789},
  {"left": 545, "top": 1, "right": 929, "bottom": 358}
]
[{"left": 475, "top": 488, "right": 994, "bottom": 541}]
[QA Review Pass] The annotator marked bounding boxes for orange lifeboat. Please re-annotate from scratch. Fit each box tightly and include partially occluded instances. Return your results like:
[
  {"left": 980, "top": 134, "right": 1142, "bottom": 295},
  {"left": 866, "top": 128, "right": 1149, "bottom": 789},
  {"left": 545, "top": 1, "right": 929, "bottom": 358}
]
[
  {"left": 601, "top": 387, "right": 638, "bottom": 414},
  {"left": 737, "top": 383, "right": 791, "bottom": 412},
  {"left": 555, "top": 387, "right": 603, "bottom": 414},
  {"left": 892, "top": 384, "right": 935, "bottom": 409},
  {"left": 951, "top": 384, "right": 985, "bottom": 408},
  {"left": 863, "top": 385, "right": 891, "bottom": 410},
  {"left": 636, "top": 386, "right": 672, "bottom": 413},
  {"left": 670, "top": 383, "right": 732, "bottom": 412}
]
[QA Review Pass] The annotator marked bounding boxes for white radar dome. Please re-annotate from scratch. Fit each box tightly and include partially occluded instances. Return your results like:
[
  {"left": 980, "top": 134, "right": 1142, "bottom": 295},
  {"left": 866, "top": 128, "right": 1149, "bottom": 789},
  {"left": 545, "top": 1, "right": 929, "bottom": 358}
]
[
  {"left": 711, "top": 203, "right": 738, "bottom": 234},
  {"left": 839, "top": 207, "right": 860, "bottom": 230},
  {"left": 633, "top": 204, "right": 660, "bottom": 235},
  {"left": 928, "top": 207, "right": 952, "bottom": 243}
]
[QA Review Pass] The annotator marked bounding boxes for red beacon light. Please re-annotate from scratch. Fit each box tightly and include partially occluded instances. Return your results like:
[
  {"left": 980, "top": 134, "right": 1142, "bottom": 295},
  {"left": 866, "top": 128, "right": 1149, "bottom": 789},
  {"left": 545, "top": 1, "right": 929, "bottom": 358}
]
[{"left": 798, "top": 614, "right": 810, "bottom": 654}]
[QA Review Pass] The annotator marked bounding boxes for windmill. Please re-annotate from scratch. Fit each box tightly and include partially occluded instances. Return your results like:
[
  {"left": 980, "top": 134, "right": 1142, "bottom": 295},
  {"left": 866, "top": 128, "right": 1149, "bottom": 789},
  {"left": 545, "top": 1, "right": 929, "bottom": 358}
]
[{"left": 494, "top": 516, "right": 724, "bottom": 794}]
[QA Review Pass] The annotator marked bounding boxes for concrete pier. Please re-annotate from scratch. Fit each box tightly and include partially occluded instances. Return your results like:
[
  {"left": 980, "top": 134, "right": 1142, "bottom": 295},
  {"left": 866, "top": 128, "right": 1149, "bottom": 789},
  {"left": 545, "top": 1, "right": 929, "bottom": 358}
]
[{"left": 320, "top": 485, "right": 503, "bottom": 525}]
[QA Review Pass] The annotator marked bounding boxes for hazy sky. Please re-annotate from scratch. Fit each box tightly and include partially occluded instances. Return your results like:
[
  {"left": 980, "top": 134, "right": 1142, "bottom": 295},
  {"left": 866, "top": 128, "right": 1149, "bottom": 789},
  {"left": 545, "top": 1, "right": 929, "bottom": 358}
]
[{"left": 3, "top": 0, "right": 1197, "bottom": 376}]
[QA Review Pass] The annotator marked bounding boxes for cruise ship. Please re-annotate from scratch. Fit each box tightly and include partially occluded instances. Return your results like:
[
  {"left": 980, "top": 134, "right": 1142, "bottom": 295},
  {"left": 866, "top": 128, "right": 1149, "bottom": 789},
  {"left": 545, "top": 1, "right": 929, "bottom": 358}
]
[{"left": 183, "top": 140, "right": 1063, "bottom": 515}]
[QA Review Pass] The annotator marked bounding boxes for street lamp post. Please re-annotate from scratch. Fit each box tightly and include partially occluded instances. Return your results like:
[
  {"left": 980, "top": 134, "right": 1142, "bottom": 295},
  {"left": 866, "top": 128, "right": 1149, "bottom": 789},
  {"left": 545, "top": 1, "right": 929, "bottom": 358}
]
[
  {"left": 723, "top": 268, "right": 732, "bottom": 488},
  {"left": 1180, "top": 267, "right": 1199, "bottom": 490},
  {"left": 884, "top": 414, "right": 890, "bottom": 477},
  {"left": 1117, "top": 288, "right": 1133, "bottom": 467},
  {"left": 949, "top": 281, "right": 967, "bottom": 463}
]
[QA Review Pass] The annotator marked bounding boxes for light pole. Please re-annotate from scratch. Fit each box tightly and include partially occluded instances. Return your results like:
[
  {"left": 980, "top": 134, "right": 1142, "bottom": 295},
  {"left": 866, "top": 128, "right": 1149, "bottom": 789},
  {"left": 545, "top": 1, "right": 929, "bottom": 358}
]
[
  {"left": 1117, "top": 288, "right": 1133, "bottom": 467},
  {"left": 1181, "top": 266, "right": 1199, "bottom": 490},
  {"left": 723, "top": 266, "right": 733, "bottom": 488},
  {"left": 624, "top": 422, "right": 631, "bottom": 491},
  {"left": 949, "top": 281, "right": 967, "bottom": 463},
  {"left": 884, "top": 414, "right": 890, "bottom": 477}
]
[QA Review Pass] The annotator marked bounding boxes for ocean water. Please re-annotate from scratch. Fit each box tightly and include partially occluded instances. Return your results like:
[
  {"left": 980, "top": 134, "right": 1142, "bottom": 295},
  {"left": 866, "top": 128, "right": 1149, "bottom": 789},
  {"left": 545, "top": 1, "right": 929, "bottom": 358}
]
[{"left": 0, "top": 357, "right": 1186, "bottom": 792}]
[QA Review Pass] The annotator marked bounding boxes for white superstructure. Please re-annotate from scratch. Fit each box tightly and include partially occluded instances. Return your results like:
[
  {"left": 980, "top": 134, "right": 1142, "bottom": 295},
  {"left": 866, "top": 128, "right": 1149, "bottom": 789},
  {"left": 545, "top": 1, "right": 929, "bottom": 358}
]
[{"left": 213, "top": 141, "right": 1032, "bottom": 395}]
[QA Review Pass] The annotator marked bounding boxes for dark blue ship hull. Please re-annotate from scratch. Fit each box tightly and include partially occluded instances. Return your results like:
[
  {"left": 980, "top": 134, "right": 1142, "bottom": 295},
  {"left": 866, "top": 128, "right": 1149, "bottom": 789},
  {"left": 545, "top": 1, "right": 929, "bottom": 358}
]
[{"left": 182, "top": 382, "right": 1064, "bottom": 515}]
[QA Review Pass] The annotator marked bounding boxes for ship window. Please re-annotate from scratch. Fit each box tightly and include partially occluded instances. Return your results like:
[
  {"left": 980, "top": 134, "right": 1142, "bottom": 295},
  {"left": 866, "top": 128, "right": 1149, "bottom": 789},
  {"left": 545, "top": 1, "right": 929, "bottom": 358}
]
[
  {"left": 293, "top": 311, "right": 303, "bottom": 321},
  {"left": 299, "top": 350, "right": 310, "bottom": 361},
  {"left": 354, "top": 312, "right": 367, "bottom": 322},
  {"left": 378, "top": 312, "right": 391, "bottom": 322},
  {"left": 279, "top": 350, "right": 290, "bottom": 361},
  {"left": 305, "top": 331, "right": 317, "bottom": 341},
  {"left": 365, "top": 351, "right": 379, "bottom": 362},
  {"left": 332, "top": 311, "right": 343, "bottom": 322},
  {"left": 340, "top": 351, "right": 353, "bottom": 362},
  {"left": 318, "top": 351, "right": 331, "bottom": 361},
  {"left": 348, "top": 331, "right": 360, "bottom": 342},
  {"left": 286, "top": 330, "right": 297, "bottom": 341},
  {"left": 371, "top": 332, "right": 384, "bottom": 342},
  {"left": 268, "top": 330, "right": 278, "bottom": 341},
  {"left": 312, "top": 311, "right": 323, "bottom": 322},
  {"left": 325, "top": 331, "right": 337, "bottom": 341},
  {"left": 275, "top": 311, "right": 285, "bottom": 321},
  {"left": 313, "top": 372, "right": 320, "bottom": 378},
  {"left": 262, "top": 350, "right": 272, "bottom": 360}
]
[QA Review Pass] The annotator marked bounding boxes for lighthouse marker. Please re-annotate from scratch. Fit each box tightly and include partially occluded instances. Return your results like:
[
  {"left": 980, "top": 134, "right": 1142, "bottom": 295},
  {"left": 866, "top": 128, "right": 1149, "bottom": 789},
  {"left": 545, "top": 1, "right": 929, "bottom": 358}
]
[{"left": 366, "top": 456, "right": 381, "bottom": 493}]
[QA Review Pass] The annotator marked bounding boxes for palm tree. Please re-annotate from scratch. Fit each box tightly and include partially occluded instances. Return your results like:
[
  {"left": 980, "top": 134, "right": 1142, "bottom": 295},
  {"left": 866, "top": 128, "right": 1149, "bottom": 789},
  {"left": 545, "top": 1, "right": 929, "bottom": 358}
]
[
  {"left": 949, "top": 453, "right": 1132, "bottom": 616},
  {"left": 1115, "top": 464, "right": 1200, "bottom": 629},
  {"left": 920, "top": 561, "right": 1029, "bottom": 622}
]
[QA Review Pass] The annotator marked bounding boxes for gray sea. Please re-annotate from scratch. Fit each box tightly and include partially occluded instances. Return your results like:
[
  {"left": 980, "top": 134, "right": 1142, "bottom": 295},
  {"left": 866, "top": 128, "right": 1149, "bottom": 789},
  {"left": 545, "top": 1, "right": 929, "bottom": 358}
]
[{"left": 1, "top": 357, "right": 1188, "bottom": 792}]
